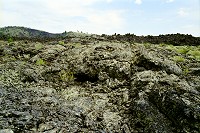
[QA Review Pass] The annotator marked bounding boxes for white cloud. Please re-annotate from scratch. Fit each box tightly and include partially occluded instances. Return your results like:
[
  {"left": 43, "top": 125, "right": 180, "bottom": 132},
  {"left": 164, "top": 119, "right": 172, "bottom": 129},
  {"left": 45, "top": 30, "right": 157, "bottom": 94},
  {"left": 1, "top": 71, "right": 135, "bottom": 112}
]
[
  {"left": 106, "top": 0, "right": 113, "bottom": 3},
  {"left": 178, "top": 8, "right": 189, "bottom": 17},
  {"left": 1, "top": 0, "right": 199, "bottom": 36},
  {"left": 42, "top": 0, "right": 125, "bottom": 33},
  {"left": 1, "top": 0, "right": 124, "bottom": 34},
  {"left": 135, "top": 0, "right": 142, "bottom": 5},
  {"left": 86, "top": 10, "right": 125, "bottom": 33},
  {"left": 166, "top": 0, "right": 174, "bottom": 3}
]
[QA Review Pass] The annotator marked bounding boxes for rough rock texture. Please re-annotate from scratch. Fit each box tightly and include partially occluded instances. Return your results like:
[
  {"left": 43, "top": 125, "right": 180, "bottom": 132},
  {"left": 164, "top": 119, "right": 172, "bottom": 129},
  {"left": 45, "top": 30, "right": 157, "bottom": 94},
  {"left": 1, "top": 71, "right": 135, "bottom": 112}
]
[
  {"left": 0, "top": 40, "right": 199, "bottom": 132},
  {"left": 105, "top": 33, "right": 200, "bottom": 46}
]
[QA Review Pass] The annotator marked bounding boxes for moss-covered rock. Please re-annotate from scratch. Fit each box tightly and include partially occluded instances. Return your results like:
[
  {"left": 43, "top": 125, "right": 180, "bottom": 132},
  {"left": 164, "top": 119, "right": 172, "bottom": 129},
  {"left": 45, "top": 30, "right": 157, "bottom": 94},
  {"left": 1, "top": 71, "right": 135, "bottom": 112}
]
[{"left": 0, "top": 38, "right": 199, "bottom": 132}]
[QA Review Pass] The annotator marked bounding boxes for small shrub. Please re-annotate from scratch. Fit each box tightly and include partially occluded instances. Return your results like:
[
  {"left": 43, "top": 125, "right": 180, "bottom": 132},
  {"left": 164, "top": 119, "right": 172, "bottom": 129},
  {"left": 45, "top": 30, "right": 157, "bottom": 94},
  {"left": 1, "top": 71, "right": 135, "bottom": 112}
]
[
  {"left": 159, "top": 43, "right": 166, "bottom": 47},
  {"left": 143, "top": 43, "right": 151, "bottom": 48},
  {"left": 166, "top": 45, "right": 176, "bottom": 51},
  {"left": 187, "top": 50, "right": 200, "bottom": 56},
  {"left": 59, "top": 70, "right": 74, "bottom": 82},
  {"left": 183, "top": 68, "right": 190, "bottom": 75},
  {"left": 74, "top": 43, "right": 81, "bottom": 47},
  {"left": 195, "top": 56, "right": 200, "bottom": 61},
  {"left": 23, "top": 54, "right": 30, "bottom": 59},
  {"left": 172, "top": 56, "right": 185, "bottom": 62},
  {"left": 59, "top": 41, "right": 65, "bottom": 45},
  {"left": 68, "top": 43, "right": 81, "bottom": 48},
  {"left": 2, "top": 55, "right": 16, "bottom": 62},
  {"left": 35, "top": 43, "right": 43, "bottom": 50},
  {"left": 187, "top": 50, "right": 200, "bottom": 60},
  {"left": 176, "top": 46, "right": 189, "bottom": 54},
  {"left": 36, "top": 58, "right": 45, "bottom": 65},
  {"left": 8, "top": 37, "right": 13, "bottom": 43}
]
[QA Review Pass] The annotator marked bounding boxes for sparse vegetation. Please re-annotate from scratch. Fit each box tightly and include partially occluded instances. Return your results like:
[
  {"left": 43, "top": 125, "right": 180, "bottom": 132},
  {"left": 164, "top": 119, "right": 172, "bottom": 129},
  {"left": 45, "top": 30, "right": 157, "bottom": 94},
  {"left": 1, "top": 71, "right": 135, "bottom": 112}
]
[
  {"left": 2, "top": 55, "right": 16, "bottom": 63},
  {"left": 159, "top": 43, "right": 166, "bottom": 47},
  {"left": 36, "top": 58, "right": 45, "bottom": 65},
  {"left": 73, "top": 43, "right": 81, "bottom": 47},
  {"left": 8, "top": 37, "right": 13, "bottom": 43},
  {"left": 187, "top": 50, "right": 200, "bottom": 60},
  {"left": 35, "top": 43, "right": 44, "bottom": 50},
  {"left": 68, "top": 43, "right": 81, "bottom": 48},
  {"left": 176, "top": 46, "right": 189, "bottom": 54},
  {"left": 0, "top": 26, "right": 67, "bottom": 42},
  {"left": 59, "top": 41, "right": 65, "bottom": 45},
  {"left": 143, "top": 43, "right": 151, "bottom": 48},
  {"left": 1, "top": 26, "right": 199, "bottom": 46},
  {"left": 183, "top": 68, "right": 190, "bottom": 75},
  {"left": 59, "top": 70, "right": 74, "bottom": 82},
  {"left": 0, "top": 27, "right": 200, "bottom": 133},
  {"left": 164, "top": 44, "right": 200, "bottom": 61},
  {"left": 172, "top": 56, "right": 185, "bottom": 62}
]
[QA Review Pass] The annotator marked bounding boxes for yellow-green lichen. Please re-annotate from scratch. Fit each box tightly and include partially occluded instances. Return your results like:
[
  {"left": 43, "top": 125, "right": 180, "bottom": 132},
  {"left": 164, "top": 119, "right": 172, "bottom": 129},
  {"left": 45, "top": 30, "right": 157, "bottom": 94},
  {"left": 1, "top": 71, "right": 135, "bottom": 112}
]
[
  {"left": 58, "top": 41, "right": 65, "bottom": 45},
  {"left": 172, "top": 56, "right": 185, "bottom": 62},
  {"left": 176, "top": 46, "right": 189, "bottom": 54},
  {"left": 187, "top": 50, "right": 200, "bottom": 61},
  {"left": 35, "top": 43, "right": 44, "bottom": 50},
  {"left": 36, "top": 58, "right": 45, "bottom": 66},
  {"left": 59, "top": 70, "right": 74, "bottom": 82}
]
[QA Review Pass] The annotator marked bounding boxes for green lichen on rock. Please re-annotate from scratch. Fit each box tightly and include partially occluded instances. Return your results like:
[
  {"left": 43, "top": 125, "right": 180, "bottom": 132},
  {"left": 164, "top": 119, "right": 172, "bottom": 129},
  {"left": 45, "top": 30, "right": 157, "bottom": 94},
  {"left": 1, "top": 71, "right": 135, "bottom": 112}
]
[
  {"left": 0, "top": 37, "right": 199, "bottom": 132},
  {"left": 34, "top": 43, "right": 44, "bottom": 50},
  {"left": 59, "top": 69, "right": 74, "bottom": 82},
  {"left": 36, "top": 58, "right": 45, "bottom": 65},
  {"left": 172, "top": 56, "right": 185, "bottom": 62}
]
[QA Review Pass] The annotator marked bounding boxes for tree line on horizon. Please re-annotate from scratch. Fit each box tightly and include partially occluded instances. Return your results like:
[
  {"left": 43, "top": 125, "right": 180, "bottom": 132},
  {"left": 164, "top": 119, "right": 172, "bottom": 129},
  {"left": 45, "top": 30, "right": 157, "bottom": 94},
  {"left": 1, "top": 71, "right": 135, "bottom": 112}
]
[{"left": 0, "top": 26, "right": 199, "bottom": 46}]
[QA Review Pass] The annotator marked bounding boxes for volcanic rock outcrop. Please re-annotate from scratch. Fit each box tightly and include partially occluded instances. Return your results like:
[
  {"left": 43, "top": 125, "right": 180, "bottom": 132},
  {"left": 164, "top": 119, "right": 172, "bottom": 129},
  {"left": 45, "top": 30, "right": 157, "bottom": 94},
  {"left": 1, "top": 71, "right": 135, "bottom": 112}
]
[{"left": 0, "top": 39, "right": 199, "bottom": 132}]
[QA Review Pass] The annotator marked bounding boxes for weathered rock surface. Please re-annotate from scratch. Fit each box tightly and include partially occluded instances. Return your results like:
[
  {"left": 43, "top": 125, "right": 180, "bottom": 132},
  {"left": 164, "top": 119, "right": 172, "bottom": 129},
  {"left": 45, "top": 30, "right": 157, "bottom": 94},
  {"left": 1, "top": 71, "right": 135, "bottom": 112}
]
[{"left": 0, "top": 40, "right": 199, "bottom": 132}]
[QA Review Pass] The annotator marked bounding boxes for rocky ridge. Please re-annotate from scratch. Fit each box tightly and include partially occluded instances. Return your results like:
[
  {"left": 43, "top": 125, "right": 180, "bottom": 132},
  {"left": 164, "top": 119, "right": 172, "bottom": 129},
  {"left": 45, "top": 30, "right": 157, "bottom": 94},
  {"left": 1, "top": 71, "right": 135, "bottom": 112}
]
[{"left": 0, "top": 38, "right": 199, "bottom": 132}]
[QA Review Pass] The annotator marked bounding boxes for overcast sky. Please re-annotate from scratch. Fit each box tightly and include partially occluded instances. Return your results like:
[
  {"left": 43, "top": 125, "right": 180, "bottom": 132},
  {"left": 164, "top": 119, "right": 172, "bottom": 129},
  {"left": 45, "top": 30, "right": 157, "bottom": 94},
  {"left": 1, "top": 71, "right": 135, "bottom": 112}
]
[{"left": 0, "top": 0, "right": 200, "bottom": 36}]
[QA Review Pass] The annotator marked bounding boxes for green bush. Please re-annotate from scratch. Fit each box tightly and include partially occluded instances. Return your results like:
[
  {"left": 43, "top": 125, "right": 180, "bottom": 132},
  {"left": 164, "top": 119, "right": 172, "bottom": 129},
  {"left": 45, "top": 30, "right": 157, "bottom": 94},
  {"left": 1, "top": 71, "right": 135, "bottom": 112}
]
[
  {"left": 36, "top": 58, "right": 45, "bottom": 65},
  {"left": 187, "top": 50, "right": 200, "bottom": 56},
  {"left": 143, "top": 43, "right": 151, "bottom": 48},
  {"left": 183, "top": 68, "right": 190, "bottom": 75},
  {"left": 59, "top": 70, "right": 74, "bottom": 82},
  {"left": 187, "top": 50, "right": 200, "bottom": 60},
  {"left": 166, "top": 45, "right": 176, "bottom": 51},
  {"left": 67, "top": 43, "right": 81, "bottom": 48},
  {"left": 176, "top": 46, "right": 189, "bottom": 54},
  {"left": 172, "top": 56, "right": 185, "bottom": 62},
  {"left": 35, "top": 43, "right": 43, "bottom": 50},
  {"left": 8, "top": 37, "right": 13, "bottom": 43},
  {"left": 59, "top": 41, "right": 65, "bottom": 45},
  {"left": 159, "top": 43, "right": 166, "bottom": 47}
]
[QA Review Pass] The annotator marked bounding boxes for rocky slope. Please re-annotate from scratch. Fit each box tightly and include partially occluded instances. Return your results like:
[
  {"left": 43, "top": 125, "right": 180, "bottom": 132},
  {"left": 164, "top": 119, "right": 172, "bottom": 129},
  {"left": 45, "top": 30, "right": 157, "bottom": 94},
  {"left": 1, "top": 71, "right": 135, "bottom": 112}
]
[
  {"left": 0, "top": 26, "right": 67, "bottom": 41},
  {"left": 105, "top": 33, "right": 200, "bottom": 46},
  {"left": 1, "top": 26, "right": 200, "bottom": 46},
  {"left": 0, "top": 37, "right": 199, "bottom": 132}
]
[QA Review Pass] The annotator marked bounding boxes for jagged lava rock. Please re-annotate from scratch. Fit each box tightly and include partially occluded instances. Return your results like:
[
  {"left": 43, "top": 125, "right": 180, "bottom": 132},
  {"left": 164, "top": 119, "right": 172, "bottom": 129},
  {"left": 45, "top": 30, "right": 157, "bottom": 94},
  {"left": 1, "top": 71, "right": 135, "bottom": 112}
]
[{"left": 0, "top": 40, "right": 199, "bottom": 132}]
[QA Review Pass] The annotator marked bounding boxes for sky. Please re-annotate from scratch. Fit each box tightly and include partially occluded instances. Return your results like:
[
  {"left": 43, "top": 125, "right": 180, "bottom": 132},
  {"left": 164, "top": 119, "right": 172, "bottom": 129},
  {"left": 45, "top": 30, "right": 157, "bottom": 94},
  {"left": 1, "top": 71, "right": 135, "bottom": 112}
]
[{"left": 0, "top": 0, "right": 200, "bottom": 36}]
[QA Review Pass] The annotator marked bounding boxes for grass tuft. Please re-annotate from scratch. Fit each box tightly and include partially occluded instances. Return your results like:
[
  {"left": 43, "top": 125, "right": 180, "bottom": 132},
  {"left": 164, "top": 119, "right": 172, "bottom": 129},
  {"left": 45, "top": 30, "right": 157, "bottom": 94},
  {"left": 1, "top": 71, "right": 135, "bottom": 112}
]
[
  {"left": 36, "top": 58, "right": 45, "bottom": 65},
  {"left": 172, "top": 56, "right": 185, "bottom": 62}
]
